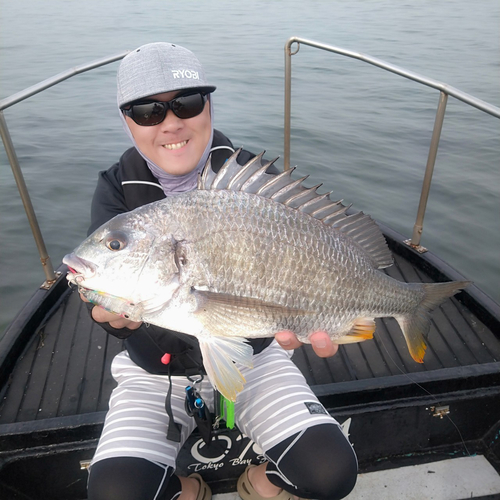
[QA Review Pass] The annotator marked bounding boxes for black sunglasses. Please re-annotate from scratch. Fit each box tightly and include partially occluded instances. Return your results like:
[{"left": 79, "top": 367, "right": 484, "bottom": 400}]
[{"left": 121, "top": 91, "right": 209, "bottom": 126}]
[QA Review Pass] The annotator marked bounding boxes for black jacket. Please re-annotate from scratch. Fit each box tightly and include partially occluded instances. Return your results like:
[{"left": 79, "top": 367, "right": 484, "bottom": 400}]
[{"left": 89, "top": 130, "right": 274, "bottom": 375}]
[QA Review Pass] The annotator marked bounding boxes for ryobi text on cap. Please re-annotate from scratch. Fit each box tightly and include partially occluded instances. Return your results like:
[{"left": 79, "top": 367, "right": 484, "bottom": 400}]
[{"left": 171, "top": 69, "right": 200, "bottom": 80}]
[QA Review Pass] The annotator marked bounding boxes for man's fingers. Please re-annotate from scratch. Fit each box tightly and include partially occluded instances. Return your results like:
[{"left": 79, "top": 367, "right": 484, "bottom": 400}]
[
  {"left": 89, "top": 302, "right": 142, "bottom": 330},
  {"left": 275, "top": 330, "right": 304, "bottom": 350},
  {"left": 309, "top": 331, "right": 339, "bottom": 358},
  {"left": 91, "top": 306, "right": 118, "bottom": 324},
  {"left": 109, "top": 317, "right": 142, "bottom": 330},
  {"left": 275, "top": 330, "right": 338, "bottom": 358}
]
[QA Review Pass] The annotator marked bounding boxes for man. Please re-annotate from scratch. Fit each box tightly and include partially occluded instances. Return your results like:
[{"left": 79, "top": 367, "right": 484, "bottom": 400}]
[{"left": 84, "top": 42, "right": 357, "bottom": 500}]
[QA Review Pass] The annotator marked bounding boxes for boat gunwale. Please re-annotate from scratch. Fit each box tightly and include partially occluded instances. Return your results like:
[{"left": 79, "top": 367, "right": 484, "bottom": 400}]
[
  {"left": 0, "top": 223, "right": 498, "bottom": 421},
  {"left": 379, "top": 221, "right": 500, "bottom": 333},
  {"left": 0, "top": 266, "right": 69, "bottom": 391},
  {"left": 0, "top": 221, "right": 499, "bottom": 493},
  {"left": 1, "top": 223, "right": 497, "bottom": 371}
]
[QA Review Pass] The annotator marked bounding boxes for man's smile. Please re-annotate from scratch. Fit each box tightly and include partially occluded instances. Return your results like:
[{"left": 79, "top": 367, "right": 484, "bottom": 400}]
[{"left": 162, "top": 140, "right": 188, "bottom": 150}]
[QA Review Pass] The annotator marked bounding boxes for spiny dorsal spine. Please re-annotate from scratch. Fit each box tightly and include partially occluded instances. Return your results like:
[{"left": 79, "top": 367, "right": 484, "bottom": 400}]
[{"left": 200, "top": 150, "right": 393, "bottom": 269}]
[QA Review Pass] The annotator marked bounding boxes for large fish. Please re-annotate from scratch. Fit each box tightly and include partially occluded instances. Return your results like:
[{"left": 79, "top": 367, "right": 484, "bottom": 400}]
[{"left": 64, "top": 151, "right": 469, "bottom": 401}]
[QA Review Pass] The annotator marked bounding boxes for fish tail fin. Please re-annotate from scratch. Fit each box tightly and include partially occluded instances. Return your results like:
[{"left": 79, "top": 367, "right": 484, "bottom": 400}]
[
  {"left": 198, "top": 336, "right": 254, "bottom": 402},
  {"left": 396, "top": 280, "right": 470, "bottom": 363}
]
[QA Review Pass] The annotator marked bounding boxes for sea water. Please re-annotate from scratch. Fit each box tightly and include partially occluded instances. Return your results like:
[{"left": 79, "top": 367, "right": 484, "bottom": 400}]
[{"left": 0, "top": 0, "right": 499, "bottom": 335}]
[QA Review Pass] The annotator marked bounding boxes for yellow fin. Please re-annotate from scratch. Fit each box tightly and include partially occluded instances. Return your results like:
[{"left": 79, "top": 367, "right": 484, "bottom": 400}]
[
  {"left": 198, "top": 335, "right": 253, "bottom": 402},
  {"left": 336, "top": 319, "right": 376, "bottom": 344},
  {"left": 409, "top": 340, "right": 426, "bottom": 364},
  {"left": 396, "top": 315, "right": 427, "bottom": 363}
]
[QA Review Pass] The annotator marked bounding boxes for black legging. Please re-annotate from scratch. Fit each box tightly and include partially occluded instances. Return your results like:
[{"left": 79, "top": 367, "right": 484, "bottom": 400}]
[
  {"left": 87, "top": 423, "right": 357, "bottom": 500},
  {"left": 265, "top": 423, "right": 357, "bottom": 499},
  {"left": 87, "top": 457, "right": 182, "bottom": 499}
]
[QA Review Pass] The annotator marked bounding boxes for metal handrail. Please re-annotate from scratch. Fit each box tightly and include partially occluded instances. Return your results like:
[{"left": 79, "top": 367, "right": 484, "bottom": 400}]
[
  {"left": 2, "top": 42, "right": 499, "bottom": 284},
  {"left": 0, "top": 52, "right": 129, "bottom": 287},
  {"left": 284, "top": 37, "right": 500, "bottom": 250}
]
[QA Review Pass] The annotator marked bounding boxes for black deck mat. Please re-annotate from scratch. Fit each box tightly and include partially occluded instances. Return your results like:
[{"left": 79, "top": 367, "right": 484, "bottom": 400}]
[{"left": 0, "top": 252, "right": 498, "bottom": 425}]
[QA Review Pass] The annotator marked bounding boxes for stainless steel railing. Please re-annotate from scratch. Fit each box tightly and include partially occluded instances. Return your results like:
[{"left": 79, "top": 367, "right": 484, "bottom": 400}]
[
  {"left": 0, "top": 52, "right": 129, "bottom": 288},
  {"left": 2, "top": 41, "right": 499, "bottom": 284},
  {"left": 284, "top": 37, "right": 500, "bottom": 251}
]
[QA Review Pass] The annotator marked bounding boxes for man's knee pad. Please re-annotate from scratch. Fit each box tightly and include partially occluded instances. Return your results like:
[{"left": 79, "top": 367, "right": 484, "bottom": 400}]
[
  {"left": 266, "top": 423, "right": 358, "bottom": 500},
  {"left": 87, "top": 457, "right": 181, "bottom": 500}
]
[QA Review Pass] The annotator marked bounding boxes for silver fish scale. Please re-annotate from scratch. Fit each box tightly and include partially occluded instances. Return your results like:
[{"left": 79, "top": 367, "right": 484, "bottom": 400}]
[
  {"left": 63, "top": 151, "right": 469, "bottom": 400},
  {"left": 163, "top": 188, "right": 409, "bottom": 340},
  {"left": 64, "top": 151, "right": 470, "bottom": 399}
]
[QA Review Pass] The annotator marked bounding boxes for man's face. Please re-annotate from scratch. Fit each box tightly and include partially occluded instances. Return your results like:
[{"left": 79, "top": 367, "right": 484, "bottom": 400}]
[{"left": 125, "top": 91, "right": 211, "bottom": 175}]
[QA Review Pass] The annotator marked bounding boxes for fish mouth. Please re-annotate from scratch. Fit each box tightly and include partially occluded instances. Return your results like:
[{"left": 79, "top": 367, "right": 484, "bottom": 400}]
[
  {"left": 63, "top": 253, "right": 141, "bottom": 317},
  {"left": 63, "top": 253, "right": 97, "bottom": 284}
]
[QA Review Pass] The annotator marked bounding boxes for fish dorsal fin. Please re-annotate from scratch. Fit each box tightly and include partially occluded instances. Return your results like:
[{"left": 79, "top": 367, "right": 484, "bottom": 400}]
[{"left": 202, "top": 150, "right": 393, "bottom": 269}]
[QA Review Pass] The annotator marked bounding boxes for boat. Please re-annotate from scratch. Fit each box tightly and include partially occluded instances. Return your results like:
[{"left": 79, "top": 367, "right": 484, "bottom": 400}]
[{"left": 0, "top": 38, "right": 499, "bottom": 499}]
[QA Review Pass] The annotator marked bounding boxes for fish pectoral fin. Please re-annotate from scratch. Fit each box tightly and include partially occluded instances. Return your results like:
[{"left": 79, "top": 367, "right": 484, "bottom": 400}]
[
  {"left": 193, "top": 289, "right": 311, "bottom": 316},
  {"left": 336, "top": 319, "right": 376, "bottom": 344},
  {"left": 198, "top": 335, "right": 254, "bottom": 402},
  {"left": 140, "top": 296, "right": 170, "bottom": 315}
]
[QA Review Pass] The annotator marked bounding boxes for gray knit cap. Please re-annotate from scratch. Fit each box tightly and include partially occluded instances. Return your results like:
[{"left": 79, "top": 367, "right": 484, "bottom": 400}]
[{"left": 117, "top": 42, "right": 216, "bottom": 107}]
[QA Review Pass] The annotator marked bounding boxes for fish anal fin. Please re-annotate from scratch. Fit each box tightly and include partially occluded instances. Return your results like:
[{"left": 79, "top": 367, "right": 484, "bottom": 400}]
[
  {"left": 336, "top": 319, "right": 376, "bottom": 344},
  {"left": 198, "top": 335, "right": 254, "bottom": 402},
  {"left": 396, "top": 314, "right": 427, "bottom": 363},
  {"left": 410, "top": 340, "right": 426, "bottom": 364}
]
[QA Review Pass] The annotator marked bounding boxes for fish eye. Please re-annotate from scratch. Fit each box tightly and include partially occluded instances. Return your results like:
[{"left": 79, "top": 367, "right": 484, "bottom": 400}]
[
  {"left": 109, "top": 240, "right": 122, "bottom": 250},
  {"left": 105, "top": 231, "right": 129, "bottom": 251}
]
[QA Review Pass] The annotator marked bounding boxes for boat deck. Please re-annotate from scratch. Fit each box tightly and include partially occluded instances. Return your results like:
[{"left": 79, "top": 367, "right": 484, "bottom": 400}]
[
  {"left": 1, "top": 242, "right": 498, "bottom": 427},
  {"left": 0, "top": 293, "right": 123, "bottom": 424},
  {"left": 1, "top": 41, "right": 499, "bottom": 500},
  {"left": 0, "top": 230, "right": 499, "bottom": 499}
]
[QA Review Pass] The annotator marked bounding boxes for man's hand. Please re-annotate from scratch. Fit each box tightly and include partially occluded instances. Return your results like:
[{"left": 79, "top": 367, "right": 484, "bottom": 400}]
[
  {"left": 80, "top": 293, "right": 142, "bottom": 330},
  {"left": 275, "top": 330, "right": 338, "bottom": 358}
]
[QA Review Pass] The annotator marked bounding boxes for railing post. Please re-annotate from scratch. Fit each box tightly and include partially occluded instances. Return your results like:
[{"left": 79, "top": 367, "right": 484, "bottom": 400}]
[
  {"left": 0, "top": 52, "right": 129, "bottom": 288},
  {"left": 0, "top": 110, "right": 57, "bottom": 287},
  {"left": 284, "top": 40, "right": 293, "bottom": 171},
  {"left": 282, "top": 37, "right": 500, "bottom": 252},
  {"left": 407, "top": 91, "right": 448, "bottom": 250}
]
